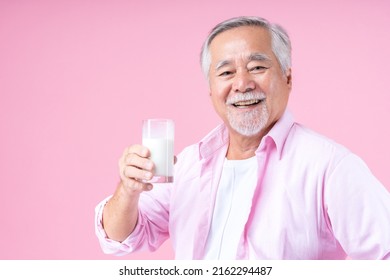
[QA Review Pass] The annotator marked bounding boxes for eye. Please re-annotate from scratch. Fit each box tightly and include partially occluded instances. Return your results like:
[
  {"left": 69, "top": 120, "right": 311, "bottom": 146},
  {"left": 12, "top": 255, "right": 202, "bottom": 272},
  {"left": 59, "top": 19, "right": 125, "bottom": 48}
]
[
  {"left": 249, "top": 66, "right": 268, "bottom": 73},
  {"left": 218, "top": 71, "right": 233, "bottom": 77}
]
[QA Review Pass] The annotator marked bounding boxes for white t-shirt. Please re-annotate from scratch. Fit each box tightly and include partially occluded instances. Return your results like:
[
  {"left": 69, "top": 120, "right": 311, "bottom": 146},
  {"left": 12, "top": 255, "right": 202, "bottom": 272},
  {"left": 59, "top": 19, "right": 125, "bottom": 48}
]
[{"left": 204, "top": 156, "right": 258, "bottom": 259}]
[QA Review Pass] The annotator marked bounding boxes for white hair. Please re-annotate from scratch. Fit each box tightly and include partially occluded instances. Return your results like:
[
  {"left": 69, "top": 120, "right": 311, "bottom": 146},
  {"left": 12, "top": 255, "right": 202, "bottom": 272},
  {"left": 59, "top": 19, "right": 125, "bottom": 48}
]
[{"left": 200, "top": 16, "right": 292, "bottom": 79}]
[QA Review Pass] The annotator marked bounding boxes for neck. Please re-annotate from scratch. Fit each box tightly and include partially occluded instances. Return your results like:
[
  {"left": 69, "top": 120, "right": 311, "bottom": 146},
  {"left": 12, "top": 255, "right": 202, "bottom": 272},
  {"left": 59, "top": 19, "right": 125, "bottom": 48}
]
[
  {"left": 226, "top": 117, "right": 279, "bottom": 160},
  {"left": 226, "top": 131, "right": 262, "bottom": 160}
]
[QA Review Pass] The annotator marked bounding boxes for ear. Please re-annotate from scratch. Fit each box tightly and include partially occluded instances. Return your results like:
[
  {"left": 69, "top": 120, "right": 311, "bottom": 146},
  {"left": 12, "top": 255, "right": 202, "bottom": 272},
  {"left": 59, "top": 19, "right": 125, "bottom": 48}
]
[{"left": 285, "top": 68, "right": 292, "bottom": 88}]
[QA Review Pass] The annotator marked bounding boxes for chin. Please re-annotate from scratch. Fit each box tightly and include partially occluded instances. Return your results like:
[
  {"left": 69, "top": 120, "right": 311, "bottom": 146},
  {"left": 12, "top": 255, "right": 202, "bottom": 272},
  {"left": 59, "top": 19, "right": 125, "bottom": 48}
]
[
  {"left": 228, "top": 116, "right": 268, "bottom": 137},
  {"left": 227, "top": 103, "right": 269, "bottom": 135},
  {"left": 232, "top": 125, "right": 264, "bottom": 137}
]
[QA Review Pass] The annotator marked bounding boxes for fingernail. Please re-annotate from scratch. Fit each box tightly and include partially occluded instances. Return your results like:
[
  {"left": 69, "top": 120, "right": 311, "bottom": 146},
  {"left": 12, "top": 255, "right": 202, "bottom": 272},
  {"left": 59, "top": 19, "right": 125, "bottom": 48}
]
[
  {"left": 145, "top": 161, "right": 153, "bottom": 170},
  {"left": 144, "top": 172, "right": 152, "bottom": 180}
]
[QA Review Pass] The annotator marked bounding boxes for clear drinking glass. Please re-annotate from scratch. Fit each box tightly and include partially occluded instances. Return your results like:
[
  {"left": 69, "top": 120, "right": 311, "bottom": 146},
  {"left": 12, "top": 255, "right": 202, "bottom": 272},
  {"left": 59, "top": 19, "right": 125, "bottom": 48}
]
[{"left": 142, "top": 119, "right": 174, "bottom": 183}]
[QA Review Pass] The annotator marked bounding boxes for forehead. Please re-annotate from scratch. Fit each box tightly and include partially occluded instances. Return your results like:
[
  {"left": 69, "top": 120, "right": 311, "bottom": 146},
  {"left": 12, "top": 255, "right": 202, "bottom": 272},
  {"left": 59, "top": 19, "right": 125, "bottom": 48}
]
[{"left": 209, "top": 26, "right": 273, "bottom": 63}]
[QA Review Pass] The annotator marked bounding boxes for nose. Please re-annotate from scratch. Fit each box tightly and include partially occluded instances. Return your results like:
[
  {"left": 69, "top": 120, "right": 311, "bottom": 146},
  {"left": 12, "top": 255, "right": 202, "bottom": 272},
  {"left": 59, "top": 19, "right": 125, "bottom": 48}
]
[{"left": 232, "top": 70, "right": 255, "bottom": 93}]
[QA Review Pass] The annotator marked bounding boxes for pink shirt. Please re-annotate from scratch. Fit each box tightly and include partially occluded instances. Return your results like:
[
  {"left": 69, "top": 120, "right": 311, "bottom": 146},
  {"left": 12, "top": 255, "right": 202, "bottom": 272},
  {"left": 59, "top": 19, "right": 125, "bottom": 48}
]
[{"left": 95, "top": 111, "right": 390, "bottom": 259}]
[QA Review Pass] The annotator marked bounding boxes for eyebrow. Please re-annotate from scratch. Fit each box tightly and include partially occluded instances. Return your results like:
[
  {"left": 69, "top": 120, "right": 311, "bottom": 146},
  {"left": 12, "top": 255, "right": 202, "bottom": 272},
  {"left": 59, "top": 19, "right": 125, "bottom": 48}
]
[
  {"left": 248, "top": 53, "right": 271, "bottom": 62},
  {"left": 214, "top": 53, "right": 272, "bottom": 71},
  {"left": 215, "top": 60, "right": 231, "bottom": 71}
]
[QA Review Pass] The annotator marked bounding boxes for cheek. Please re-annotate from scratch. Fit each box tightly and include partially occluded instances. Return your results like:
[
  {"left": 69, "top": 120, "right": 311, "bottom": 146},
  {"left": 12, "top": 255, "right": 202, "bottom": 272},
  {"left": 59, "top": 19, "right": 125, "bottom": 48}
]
[
  {"left": 210, "top": 77, "right": 231, "bottom": 96},
  {"left": 210, "top": 84, "right": 228, "bottom": 104},
  {"left": 267, "top": 81, "right": 290, "bottom": 112},
  {"left": 209, "top": 90, "right": 229, "bottom": 121},
  {"left": 210, "top": 91, "right": 224, "bottom": 112}
]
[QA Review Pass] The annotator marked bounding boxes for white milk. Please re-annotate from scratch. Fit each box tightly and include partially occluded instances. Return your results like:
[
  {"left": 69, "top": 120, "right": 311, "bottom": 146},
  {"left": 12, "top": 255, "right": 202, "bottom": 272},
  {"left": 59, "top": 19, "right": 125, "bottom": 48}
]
[{"left": 142, "top": 138, "right": 174, "bottom": 177}]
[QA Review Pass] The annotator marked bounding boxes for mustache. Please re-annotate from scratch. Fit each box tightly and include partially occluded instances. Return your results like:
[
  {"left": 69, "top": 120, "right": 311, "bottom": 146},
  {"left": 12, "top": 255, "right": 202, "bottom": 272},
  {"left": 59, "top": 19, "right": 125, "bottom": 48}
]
[{"left": 226, "top": 92, "right": 266, "bottom": 105}]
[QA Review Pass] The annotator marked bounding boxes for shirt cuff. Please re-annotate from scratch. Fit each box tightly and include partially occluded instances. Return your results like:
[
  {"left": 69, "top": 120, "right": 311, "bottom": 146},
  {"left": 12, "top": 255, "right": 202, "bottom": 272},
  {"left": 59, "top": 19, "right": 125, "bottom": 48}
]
[{"left": 94, "top": 196, "right": 144, "bottom": 256}]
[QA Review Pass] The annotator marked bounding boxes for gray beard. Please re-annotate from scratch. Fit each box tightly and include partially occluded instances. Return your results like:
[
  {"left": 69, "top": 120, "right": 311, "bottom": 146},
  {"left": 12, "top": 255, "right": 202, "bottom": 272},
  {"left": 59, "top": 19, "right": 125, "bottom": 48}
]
[{"left": 227, "top": 103, "right": 269, "bottom": 136}]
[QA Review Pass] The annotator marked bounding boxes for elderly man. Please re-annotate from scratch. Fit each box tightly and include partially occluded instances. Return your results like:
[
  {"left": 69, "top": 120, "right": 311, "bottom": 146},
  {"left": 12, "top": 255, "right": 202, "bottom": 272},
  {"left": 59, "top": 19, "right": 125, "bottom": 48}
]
[{"left": 95, "top": 16, "right": 390, "bottom": 259}]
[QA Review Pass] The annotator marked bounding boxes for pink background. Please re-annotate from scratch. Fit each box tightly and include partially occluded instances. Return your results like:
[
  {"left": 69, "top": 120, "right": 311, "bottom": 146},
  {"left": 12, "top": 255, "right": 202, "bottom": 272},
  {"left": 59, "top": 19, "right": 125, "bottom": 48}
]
[{"left": 1, "top": 0, "right": 389, "bottom": 259}]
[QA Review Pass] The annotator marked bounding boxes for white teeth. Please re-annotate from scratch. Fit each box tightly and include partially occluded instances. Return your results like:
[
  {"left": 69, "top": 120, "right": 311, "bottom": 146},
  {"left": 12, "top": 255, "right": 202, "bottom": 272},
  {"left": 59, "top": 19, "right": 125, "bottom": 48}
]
[
  {"left": 233, "top": 99, "right": 262, "bottom": 107},
  {"left": 227, "top": 93, "right": 266, "bottom": 107}
]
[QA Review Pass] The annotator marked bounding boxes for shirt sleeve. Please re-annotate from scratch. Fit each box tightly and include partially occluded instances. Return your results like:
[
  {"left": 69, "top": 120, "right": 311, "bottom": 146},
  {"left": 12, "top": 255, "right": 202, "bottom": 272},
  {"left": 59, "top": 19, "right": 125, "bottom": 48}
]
[
  {"left": 94, "top": 184, "right": 171, "bottom": 256},
  {"left": 325, "top": 153, "right": 390, "bottom": 259},
  {"left": 94, "top": 196, "right": 139, "bottom": 256}
]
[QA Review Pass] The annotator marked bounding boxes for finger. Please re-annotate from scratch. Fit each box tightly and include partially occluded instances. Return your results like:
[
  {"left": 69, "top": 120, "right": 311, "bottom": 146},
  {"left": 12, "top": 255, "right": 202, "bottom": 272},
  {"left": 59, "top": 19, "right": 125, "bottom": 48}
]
[
  {"left": 122, "top": 165, "right": 153, "bottom": 182},
  {"left": 142, "top": 183, "right": 154, "bottom": 192},
  {"left": 122, "top": 178, "right": 154, "bottom": 192},
  {"left": 125, "top": 153, "right": 154, "bottom": 171},
  {"left": 126, "top": 144, "right": 150, "bottom": 158}
]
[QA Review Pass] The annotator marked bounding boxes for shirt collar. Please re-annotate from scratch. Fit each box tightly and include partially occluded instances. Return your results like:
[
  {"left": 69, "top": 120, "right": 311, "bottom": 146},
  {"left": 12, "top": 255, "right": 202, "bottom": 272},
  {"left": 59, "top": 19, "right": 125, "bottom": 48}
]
[
  {"left": 257, "top": 109, "right": 295, "bottom": 159},
  {"left": 198, "top": 123, "right": 229, "bottom": 160},
  {"left": 198, "top": 109, "right": 295, "bottom": 160}
]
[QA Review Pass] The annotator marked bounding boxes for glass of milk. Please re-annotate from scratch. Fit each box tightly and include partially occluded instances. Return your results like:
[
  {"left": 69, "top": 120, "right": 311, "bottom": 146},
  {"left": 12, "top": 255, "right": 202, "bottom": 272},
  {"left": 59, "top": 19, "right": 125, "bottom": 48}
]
[{"left": 142, "top": 119, "right": 174, "bottom": 183}]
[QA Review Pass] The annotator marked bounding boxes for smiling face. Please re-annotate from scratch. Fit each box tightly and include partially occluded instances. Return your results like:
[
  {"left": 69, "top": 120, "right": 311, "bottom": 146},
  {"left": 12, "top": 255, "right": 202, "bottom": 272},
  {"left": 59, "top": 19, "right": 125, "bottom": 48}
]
[{"left": 208, "top": 25, "right": 292, "bottom": 138}]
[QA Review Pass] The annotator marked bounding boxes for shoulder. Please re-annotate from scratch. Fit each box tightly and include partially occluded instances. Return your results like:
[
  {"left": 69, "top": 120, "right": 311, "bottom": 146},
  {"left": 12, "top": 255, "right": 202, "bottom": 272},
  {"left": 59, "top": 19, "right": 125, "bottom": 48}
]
[
  {"left": 287, "top": 123, "right": 350, "bottom": 157},
  {"left": 176, "top": 143, "right": 200, "bottom": 168},
  {"left": 280, "top": 123, "right": 355, "bottom": 175},
  {"left": 175, "top": 124, "right": 228, "bottom": 172}
]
